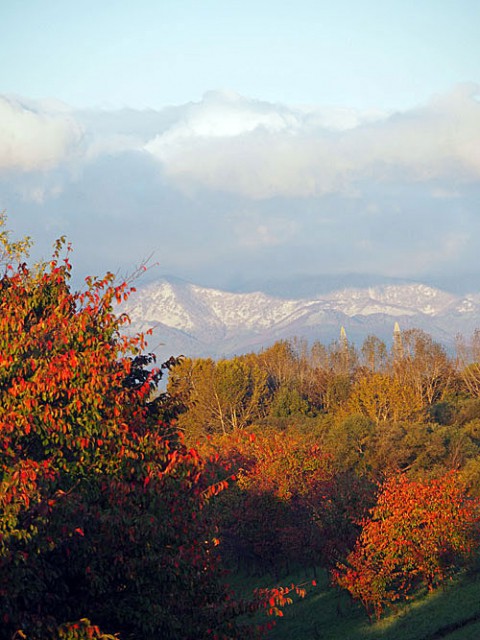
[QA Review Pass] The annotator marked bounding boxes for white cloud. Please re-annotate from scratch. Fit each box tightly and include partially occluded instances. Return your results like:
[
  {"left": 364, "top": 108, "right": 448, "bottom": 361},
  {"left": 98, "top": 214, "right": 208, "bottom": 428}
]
[
  {"left": 0, "top": 96, "right": 83, "bottom": 171},
  {"left": 143, "top": 84, "right": 480, "bottom": 199},
  {"left": 143, "top": 90, "right": 302, "bottom": 165},
  {"left": 2, "top": 87, "right": 480, "bottom": 288}
]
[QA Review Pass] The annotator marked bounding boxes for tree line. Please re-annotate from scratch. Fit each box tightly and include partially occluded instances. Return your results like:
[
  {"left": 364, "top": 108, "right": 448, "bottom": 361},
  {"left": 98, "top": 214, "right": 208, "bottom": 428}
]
[
  {"left": 167, "top": 322, "right": 480, "bottom": 619},
  {"left": 168, "top": 326, "right": 480, "bottom": 479}
]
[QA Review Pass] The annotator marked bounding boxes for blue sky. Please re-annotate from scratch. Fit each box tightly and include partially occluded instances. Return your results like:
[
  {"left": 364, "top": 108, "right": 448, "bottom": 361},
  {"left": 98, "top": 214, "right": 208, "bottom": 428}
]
[
  {"left": 0, "top": 1, "right": 479, "bottom": 291},
  {"left": 2, "top": 0, "right": 478, "bottom": 109}
]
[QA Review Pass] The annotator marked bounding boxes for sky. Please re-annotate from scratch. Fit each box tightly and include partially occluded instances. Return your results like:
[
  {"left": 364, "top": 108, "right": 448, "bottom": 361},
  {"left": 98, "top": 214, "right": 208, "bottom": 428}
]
[{"left": 1, "top": 0, "right": 479, "bottom": 292}]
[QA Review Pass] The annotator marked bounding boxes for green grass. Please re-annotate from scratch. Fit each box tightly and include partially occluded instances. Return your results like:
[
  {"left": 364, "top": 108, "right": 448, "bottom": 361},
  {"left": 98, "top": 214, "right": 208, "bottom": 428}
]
[{"left": 229, "top": 564, "right": 480, "bottom": 639}]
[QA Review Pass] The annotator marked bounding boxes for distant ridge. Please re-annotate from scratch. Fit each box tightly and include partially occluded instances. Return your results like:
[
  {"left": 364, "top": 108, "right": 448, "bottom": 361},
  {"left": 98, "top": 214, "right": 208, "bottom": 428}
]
[{"left": 123, "top": 278, "right": 480, "bottom": 361}]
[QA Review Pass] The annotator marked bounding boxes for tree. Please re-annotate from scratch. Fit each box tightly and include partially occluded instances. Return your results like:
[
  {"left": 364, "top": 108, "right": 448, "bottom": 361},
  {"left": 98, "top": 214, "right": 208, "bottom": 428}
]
[
  {"left": 169, "top": 356, "right": 268, "bottom": 437},
  {"left": 0, "top": 219, "right": 255, "bottom": 640},
  {"left": 197, "top": 430, "right": 334, "bottom": 576},
  {"left": 394, "top": 329, "right": 454, "bottom": 409},
  {"left": 270, "top": 386, "right": 310, "bottom": 418},
  {"left": 457, "top": 330, "right": 480, "bottom": 398},
  {"left": 347, "top": 372, "right": 423, "bottom": 425},
  {"left": 259, "top": 340, "right": 299, "bottom": 391},
  {"left": 325, "top": 414, "right": 375, "bottom": 475},
  {"left": 333, "top": 472, "right": 480, "bottom": 620},
  {"left": 360, "top": 335, "right": 388, "bottom": 374}
]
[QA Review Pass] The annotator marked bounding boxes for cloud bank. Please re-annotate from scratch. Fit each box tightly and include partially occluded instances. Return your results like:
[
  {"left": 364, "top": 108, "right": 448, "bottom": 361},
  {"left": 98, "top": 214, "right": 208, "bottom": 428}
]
[
  {"left": 1, "top": 85, "right": 479, "bottom": 290},
  {"left": 145, "top": 84, "right": 480, "bottom": 198},
  {"left": 0, "top": 96, "right": 82, "bottom": 171}
]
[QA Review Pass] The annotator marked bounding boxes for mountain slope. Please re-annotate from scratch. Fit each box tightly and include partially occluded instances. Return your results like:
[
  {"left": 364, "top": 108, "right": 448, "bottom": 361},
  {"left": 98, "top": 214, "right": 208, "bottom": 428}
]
[{"left": 123, "top": 278, "right": 480, "bottom": 360}]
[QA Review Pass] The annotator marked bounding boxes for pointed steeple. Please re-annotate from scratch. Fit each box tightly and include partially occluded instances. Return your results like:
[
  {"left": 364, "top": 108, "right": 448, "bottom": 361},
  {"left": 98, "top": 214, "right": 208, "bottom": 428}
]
[
  {"left": 339, "top": 326, "right": 350, "bottom": 373},
  {"left": 393, "top": 322, "right": 403, "bottom": 361}
]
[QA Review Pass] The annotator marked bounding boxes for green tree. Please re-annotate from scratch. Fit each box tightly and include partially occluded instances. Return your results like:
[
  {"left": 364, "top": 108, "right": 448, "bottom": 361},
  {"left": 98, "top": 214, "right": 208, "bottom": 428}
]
[{"left": 270, "top": 385, "right": 310, "bottom": 418}]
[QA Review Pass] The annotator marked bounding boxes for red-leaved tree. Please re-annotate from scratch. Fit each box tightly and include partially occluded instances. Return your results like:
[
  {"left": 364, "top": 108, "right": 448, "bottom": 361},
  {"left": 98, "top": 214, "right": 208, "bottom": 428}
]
[
  {"left": 197, "top": 430, "right": 360, "bottom": 576},
  {"left": 333, "top": 472, "right": 480, "bottom": 620},
  {"left": 0, "top": 219, "right": 276, "bottom": 640}
]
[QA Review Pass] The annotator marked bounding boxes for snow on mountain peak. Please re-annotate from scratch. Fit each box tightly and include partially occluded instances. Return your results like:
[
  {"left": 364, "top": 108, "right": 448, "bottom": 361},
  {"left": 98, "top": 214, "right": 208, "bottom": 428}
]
[
  {"left": 325, "top": 283, "right": 457, "bottom": 317},
  {"left": 122, "top": 278, "right": 480, "bottom": 360}
]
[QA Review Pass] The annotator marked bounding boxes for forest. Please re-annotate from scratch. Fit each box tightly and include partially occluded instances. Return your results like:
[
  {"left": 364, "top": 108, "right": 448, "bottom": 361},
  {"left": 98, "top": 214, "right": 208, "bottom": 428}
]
[{"left": 2, "top": 216, "right": 480, "bottom": 639}]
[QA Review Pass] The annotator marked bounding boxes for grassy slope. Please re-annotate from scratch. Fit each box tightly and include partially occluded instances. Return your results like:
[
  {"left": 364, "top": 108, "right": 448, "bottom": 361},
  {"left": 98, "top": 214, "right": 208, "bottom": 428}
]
[{"left": 232, "top": 566, "right": 480, "bottom": 640}]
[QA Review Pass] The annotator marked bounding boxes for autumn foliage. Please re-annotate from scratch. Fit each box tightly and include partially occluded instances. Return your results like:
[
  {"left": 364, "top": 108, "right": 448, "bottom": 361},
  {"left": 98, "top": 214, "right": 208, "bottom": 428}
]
[
  {"left": 197, "top": 431, "right": 332, "bottom": 575},
  {"left": 0, "top": 222, "right": 260, "bottom": 639},
  {"left": 167, "top": 325, "right": 480, "bottom": 626},
  {"left": 195, "top": 429, "right": 374, "bottom": 579},
  {"left": 5, "top": 214, "right": 480, "bottom": 637},
  {"left": 332, "top": 472, "right": 480, "bottom": 619}
]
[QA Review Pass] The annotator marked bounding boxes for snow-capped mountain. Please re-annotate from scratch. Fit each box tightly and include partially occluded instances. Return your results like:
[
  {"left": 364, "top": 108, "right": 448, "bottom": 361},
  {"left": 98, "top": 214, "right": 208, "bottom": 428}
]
[{"left": 122, "top": 278, "right": 480, "bottom": 361}]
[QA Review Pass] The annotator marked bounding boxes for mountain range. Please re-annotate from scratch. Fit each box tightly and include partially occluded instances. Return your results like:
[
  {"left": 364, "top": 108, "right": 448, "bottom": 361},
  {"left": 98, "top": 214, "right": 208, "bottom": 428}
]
[{"left": 123, "top": 277, "right": 480, "bottom": 361}]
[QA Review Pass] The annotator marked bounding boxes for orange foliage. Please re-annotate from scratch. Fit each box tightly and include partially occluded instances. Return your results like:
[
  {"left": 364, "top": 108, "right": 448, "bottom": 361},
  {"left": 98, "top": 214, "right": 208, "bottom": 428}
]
[
  {"left": 0, "top": 230, "right": 263, "bottom": 639},
  {"left": 333, "top": 472, "right": 480, "bottom": 619}
]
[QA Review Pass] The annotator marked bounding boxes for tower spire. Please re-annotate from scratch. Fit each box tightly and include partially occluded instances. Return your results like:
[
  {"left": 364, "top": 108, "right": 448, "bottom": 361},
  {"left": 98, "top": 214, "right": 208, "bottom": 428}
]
[
  {"left": 339, "top": 326, "right": 349, "bottom": 373},
  {"left": 393, "top": 322, "right": 403, "bottom": 361}
]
